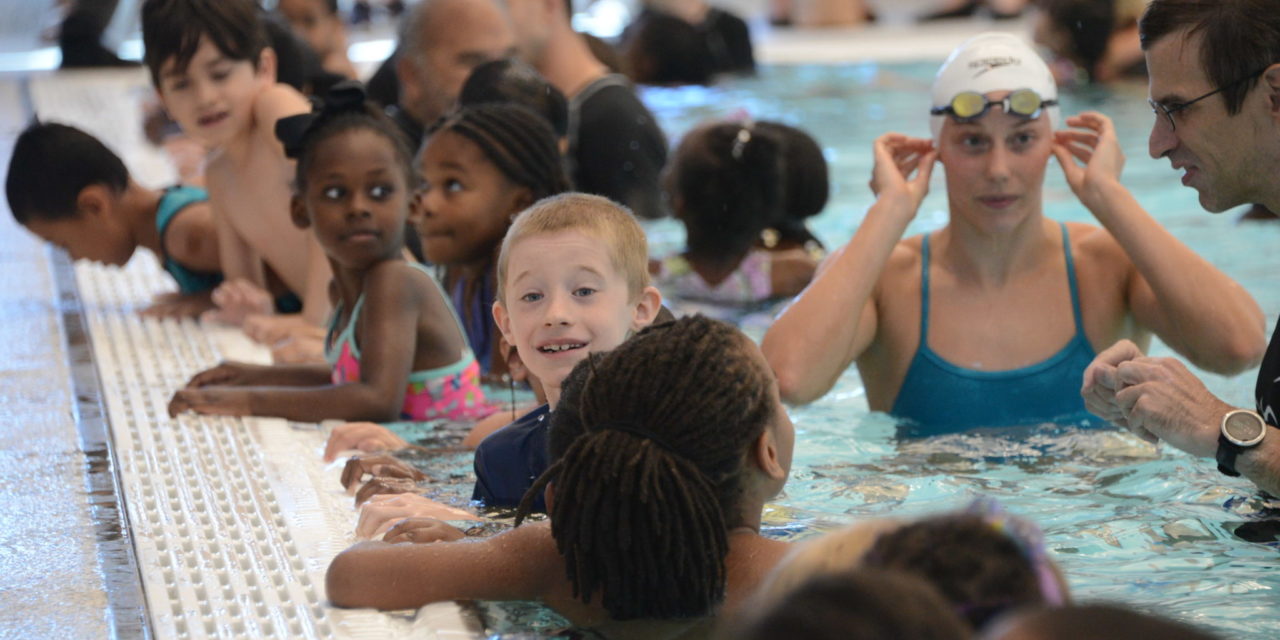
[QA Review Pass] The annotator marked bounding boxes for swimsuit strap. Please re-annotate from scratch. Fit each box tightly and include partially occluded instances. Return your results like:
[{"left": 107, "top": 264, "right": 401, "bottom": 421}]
[
  {"left": 919, "top": 233, "right": 933, "bottom": 343},
  {"left": 1058, "top": 222, "right": 1086, "bottom": 334}
]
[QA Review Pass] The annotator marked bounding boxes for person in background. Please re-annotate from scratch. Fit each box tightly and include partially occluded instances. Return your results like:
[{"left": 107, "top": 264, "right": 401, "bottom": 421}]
[
  {"left": 1082, "top": 0, "right": 1280, "bottom": 497},
  {"left": 505, "top": 0, "right": 670, "bottom": 219},
  {"left": 276, "top": 0, "right": 359, "bottom": 81},
  {"left": 755, "top": 121, "right": 829, "bottom": 258},
  {"left": 771, "top": 0, "right": 873, "bottom": 27},
  {"left": 1032, "top": 0, "right": 1149, "bottom": 85},
  {"left": 621, "top": 0, "right": 754, "bottom": 86},
  {"left": 984, "top": 603, "right": 1224, "bottom": 640}
]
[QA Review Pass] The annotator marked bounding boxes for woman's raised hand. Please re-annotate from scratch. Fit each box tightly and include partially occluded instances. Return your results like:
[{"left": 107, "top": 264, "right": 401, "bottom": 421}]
[
  {"left": 869, "top": 133, "right": 937, "bottom": 210},
  {"left": 1053, "top": 111, "right": 1125, "bottom": 207}
]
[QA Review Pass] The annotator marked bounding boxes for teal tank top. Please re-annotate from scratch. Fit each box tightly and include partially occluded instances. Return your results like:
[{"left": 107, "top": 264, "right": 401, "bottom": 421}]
[
  {"left": 889, "top": 223, "right": 1103, "bottom": 436},
  {"left": 155, "top": 185, "right": 222, "bottom": 294}
]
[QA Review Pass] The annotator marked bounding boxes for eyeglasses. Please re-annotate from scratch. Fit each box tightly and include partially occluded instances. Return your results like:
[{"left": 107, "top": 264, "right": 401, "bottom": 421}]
[
  {"left": 930, "top": 89, "right": 1057, "bottom": 123},
  {"left": 1147, "top": 68, "right": 1267, "bottom": 132}
]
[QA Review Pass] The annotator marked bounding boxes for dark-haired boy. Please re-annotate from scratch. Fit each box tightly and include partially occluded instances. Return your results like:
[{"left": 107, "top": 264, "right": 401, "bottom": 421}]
[
  {"left": 5, "top": 122, "right": 221, "bottom": 317},
  {"left": 142, "top": 0, "right": 331, "bottom": 341}
]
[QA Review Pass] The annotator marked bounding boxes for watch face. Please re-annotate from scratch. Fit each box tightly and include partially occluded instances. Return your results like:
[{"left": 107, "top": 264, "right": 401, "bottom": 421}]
[{"left": 1224, "top": 411, "right": 1266, "bottom": 445}]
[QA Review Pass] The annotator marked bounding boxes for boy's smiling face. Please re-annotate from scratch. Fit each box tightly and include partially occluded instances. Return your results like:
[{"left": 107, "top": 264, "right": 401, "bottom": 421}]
[
  {"left": 156, "top": 35, "right": 270, "bottom": 149},
  {"left": 493, "top": 229, "right": 660, "bottom": 403}
]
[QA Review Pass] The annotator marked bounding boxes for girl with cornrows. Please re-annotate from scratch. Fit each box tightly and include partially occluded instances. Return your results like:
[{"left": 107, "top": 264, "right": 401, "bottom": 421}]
[
  {"left": 416, "top": 102, "right": 573, "bottom": 381},
  {"left": 326, "top": 315, "right": 796, "bottom": 638}
]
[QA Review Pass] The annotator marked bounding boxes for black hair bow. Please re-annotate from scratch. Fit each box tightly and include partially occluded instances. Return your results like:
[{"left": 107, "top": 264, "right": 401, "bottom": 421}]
[{"left": 275, "top": 80, "right": 369, "bottom": 159}]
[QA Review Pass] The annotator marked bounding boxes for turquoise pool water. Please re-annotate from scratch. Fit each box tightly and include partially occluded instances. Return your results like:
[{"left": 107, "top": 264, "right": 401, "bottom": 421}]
[
  {"left": 639, "top": 63, "right": 1280, "bottom": 638},
  {"left": 409, "top": 63, "right": 1280, "bottom": 638}
]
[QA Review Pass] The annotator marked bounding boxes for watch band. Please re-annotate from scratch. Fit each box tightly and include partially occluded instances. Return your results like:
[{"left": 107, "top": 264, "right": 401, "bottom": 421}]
[{"left": 1216, "top": 434, "right": 1244, "bottom": 477}]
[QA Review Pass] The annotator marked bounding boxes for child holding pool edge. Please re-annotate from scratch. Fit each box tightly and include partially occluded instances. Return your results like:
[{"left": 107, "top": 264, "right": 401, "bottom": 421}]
[
  {"left": 6, "top": 122, "right": 222, "bottom": 318},
  {"left": 168, "top": 84, "right": 490, "bottom": 424},
  {"left": 327, "top": 315, "right": 795, "bottom": 638}
]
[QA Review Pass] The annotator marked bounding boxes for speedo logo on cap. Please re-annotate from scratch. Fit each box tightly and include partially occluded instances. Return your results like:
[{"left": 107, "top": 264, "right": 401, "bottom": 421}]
[{"left": 968, "top": 56, "right": 1021, "bottom": 77}]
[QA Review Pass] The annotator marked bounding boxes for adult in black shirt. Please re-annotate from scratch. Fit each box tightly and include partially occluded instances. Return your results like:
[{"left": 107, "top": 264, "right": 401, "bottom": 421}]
[
  {"left": 1081, "top": 0, "right": 1280, "bottom": 496},
  {"left": 505, "top": 0, "right": 669, "bottom": 219}
]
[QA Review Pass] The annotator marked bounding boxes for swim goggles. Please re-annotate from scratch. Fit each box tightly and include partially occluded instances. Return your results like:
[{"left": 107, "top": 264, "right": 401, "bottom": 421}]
[{"left": 930, "top": 88, "right": 1057, "bottom": 123}]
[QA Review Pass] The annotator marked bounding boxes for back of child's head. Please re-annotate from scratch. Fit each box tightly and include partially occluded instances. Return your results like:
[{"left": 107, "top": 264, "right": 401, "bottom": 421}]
[
  {"left": 142, "top": 0, "right": 268, "bottom": 88},
  {"left": 754, "top": 121, "right": 829, "bottom": 230},
  {"left": 276, "top": 83, "right": 416, "bottom": 193},
  {"left": 1035, "top": 0, "right": 1116, "bottom": 80},
  {"left": 984, "top": 603, "right": 1223, "bottom": 640},
  {"left": 668, "top": 121, "right": 784, "bottom": 260},
  {"left": 863, "top": 503, "right": 1064, "bottom": 631},
  {"left": 458, "top": 59, "right": 570, "bottom": 139},
  {"left": 496, "top": 193, "right": 648, "bottom": 305},
  {"left": 425, "top": 103, "right": 570, "bottom": 205},
  {"left": 516, "top": 315, "right": 775, "bottom": 620},
  {"left": 724, "top": 568, "right": 970, "bottom": 640},
  {"left": 5, "top": 122, "right": 128, "bottom": 225},
  {"left": 623, "top": 10, "right": 714, "bottom": 85}
]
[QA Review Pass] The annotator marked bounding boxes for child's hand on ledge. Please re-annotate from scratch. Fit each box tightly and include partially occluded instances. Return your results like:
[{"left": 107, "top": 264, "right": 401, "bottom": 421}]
[
  {"left": 356, "top": 494, "right": 480, "bottom": 539},
  {"left": 168, "top": 387, "right": 250, "bottom": 418},
  {"left": 325, "top": 422, "right": 410, "bottom": 462},
  {"left": 383, "top": 517, "right": 467, "bottom": 544},
  {"left": 340, "top": 452, "right": 426, "bottom": 492}
]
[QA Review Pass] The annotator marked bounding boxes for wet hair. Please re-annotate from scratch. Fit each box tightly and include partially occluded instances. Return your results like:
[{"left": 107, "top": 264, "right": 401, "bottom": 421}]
[
  {"left": 623, "top": 10, "right": 714, "bottom": 85},
  {"left": 515, "top": 315, "right": 775, "bottom": 620},
  {"left": 990, "top": 603, "right": 1224, "bottom": 640},
  {"left": 724, "top": 569, "right": 969, "bottom": 640},
  {"left": 142, "top": 0, "right": 268, "bottom": 88},
  {"left": 496, "top": 193, "right": 650, "bottom": 304},
  {"left": 755, "top": 121, "right": 828, "bottom": 242},
  {"left": 1037, "top": 0, "right": 1116, "bottom": 80},
  {"left": 425, "top": 103, "right": 571, "bottom": 208},
  {"left": 863, "top": 514, "right": 1047, "bottom": 631},
  {"left": 6, "top": 122, "right": 129, "bottom": 224},
  {"left": 458, "top": 59, "right": 570, "bottom": 138},
  {"left": 668, "top": 122, "right": 784, "bottom": 262},
  {"left": 1139, "top": 0, "right": 1280, "bottom": 115}
]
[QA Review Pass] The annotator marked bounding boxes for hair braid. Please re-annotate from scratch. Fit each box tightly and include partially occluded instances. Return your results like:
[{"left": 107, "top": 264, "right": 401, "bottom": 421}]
[
  {"left": 428, "top": 104, "right": 572, "bottom": 203},
  {"left": 515, "top": 316, "right": 775, "bottom": 620}
]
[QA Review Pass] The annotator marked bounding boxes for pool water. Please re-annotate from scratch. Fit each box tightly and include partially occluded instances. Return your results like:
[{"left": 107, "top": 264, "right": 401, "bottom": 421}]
[{"left": 638, "top": 63, "right": 1280, "bottom": 638}]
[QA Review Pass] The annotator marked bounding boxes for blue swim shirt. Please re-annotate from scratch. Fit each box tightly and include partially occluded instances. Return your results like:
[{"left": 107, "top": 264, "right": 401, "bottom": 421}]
[
  {"left": 472, "top": 404, "right": 550, "bottom": 513},
  {"left": 890, "top": 223, "right": 1104, "bottom": 436}
]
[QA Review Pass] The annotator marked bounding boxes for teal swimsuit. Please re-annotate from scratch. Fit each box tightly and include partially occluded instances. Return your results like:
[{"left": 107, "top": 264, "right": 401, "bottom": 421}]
[
  {"left": 890, "top": 223, "right": 1103, "bottom": 436},
  {"left": 155, "top": 186, "right": 221, "bottom": 294}
]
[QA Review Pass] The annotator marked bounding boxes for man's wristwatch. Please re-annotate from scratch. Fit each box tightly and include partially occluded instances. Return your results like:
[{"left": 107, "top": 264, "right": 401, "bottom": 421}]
[{"left": 1216, "top": 409, "right": 1269, "bottom": 477}]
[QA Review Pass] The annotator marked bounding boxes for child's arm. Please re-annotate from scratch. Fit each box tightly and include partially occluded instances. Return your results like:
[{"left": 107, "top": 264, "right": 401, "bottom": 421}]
[
  {"left": 326, "top": 522, "right": 559, "bottom": 610},
  {"left": 170, "top": 263, "right": 424, "bottom": 422},
  {"left": 183, "top": 361, "right": 331, "bottom": 388}
]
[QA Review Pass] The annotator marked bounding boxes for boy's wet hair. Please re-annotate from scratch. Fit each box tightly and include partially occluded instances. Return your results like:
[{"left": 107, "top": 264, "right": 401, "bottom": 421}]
[
  {"left": 279, "top": 85, "right": 417, "bottom": 193},
  {"left": 5, "top": 122, "right": 129, "bottom": 224},
  {"left": 516, "top": 315, "right": 775, "bottom": 620},
  {"left": 1140, "top": 0, "right": 1280, "bottom": 115},
  {"left": 142, "top": 0, "right": 268, "bottom": 88},
  {"left": 862, "top": 514, "right": 1048, "bottom": 631},
  {"left": 668, "top": 121, "right": 785, "bottom": 261},
  {"left": 458, "top": 59, "right": 570, "bottom": 138},
  {"left": 496, "top": 193, "right": 649, "bottom": 304},
  {"left": 424, "top": 103, "right": 571, "bottom": 206},
  {"left": 725, "top": 568, "right": 969, "bottom": 640}
]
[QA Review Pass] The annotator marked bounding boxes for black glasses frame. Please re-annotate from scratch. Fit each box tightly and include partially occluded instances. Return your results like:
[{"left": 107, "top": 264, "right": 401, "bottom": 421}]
[{"left": 1148, "top": 67, "right": 1268, "bottom": 131}]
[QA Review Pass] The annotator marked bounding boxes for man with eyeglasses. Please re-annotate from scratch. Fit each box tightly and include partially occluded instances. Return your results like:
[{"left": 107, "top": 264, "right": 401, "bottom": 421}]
[{"left": 1082, "top": 0, "right": 1280, "bottom": 496}]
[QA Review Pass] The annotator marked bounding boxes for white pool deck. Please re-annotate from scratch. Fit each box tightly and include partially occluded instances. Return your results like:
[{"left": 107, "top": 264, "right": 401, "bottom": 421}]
[{"left": 0, "top": 10, "right": 1032, "bottom": 639}]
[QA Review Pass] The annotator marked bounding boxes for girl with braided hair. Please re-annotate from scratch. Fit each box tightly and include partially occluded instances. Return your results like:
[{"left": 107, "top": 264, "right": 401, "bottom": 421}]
[
  {"left": 169, "top": 84, "right": 489, "bottom": 423},
  {"left": 326, "top": 314, "right": 795, "bottom": 637}
]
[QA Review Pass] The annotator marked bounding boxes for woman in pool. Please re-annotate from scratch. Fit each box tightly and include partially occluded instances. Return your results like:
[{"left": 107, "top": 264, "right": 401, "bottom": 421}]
[{"left": 762, "top": 33, "right": 1265, "bottom": 435}]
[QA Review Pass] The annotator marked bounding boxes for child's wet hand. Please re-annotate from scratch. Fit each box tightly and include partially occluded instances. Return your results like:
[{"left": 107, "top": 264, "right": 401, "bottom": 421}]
[
  {"left": 354, "top": 477, "right": 423, "bottom": 508},
  {"left": 382, "top": 518, "right": 466, "bottom": 544},
  {"left": 355, "top": 494, "right": 479, "bottom": 539},
  {"left": 207, "top": 279, "right": 274, "bottom": 326},
  {"left": 340, "top": 453, "right": 426, "bottom": 491},
  {"left": 185, "top": 362, "right": 255, "bottom": 388},
  {"left": 245, "top": 314, "right": 318, "bottom": 347},
  {"left": 141, "top": 292, "right": 216, "bottom": 319},
  {"left": 167, "top": 388, "right": 250, "bottom": 418},
  {"left": 325, "top": 423, "right": 410, "bottom": 462}
]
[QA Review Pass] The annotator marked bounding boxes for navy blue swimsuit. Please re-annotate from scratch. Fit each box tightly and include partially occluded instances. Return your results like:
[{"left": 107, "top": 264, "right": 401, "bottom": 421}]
[
  {"left": 472, "top": 405, "right": 550, "bottom": 512},
  {"left": 891, "top": 224, "right": 1104, "bottom": 436}
]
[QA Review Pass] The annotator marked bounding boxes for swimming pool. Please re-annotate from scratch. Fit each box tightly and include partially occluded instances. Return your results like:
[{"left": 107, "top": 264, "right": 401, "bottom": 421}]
[{"left": 637, "top": 62, "right": 1280, "bottom": 638}]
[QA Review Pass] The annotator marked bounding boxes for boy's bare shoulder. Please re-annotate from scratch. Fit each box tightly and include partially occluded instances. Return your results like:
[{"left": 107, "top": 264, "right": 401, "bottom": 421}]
[{"left": 252, "top": 83, "right": 312, "bottom": 135}]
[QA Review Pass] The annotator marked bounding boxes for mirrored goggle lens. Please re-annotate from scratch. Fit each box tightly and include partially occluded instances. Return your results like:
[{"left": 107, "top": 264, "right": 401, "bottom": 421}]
[
  {"left": 1007, "top": 89, "right": 1045, "bottom": 117},
  {"left": 950, "top": 92, "right": 989, "bottom": 119}
]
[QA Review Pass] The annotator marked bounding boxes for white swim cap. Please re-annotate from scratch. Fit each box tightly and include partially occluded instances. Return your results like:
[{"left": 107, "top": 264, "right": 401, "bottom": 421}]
[{"left": 930, "top": 33, "right": 1060, "bottom": 140}]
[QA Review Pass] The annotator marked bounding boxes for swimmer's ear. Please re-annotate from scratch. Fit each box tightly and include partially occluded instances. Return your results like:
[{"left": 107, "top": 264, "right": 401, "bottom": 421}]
[
  {"left": 629, "top": 285, "right": 662, "bottom": 332},
  {"left": 75, "top": 184, "right": 113, "bottom": 221},
  {"left": 289, "top": 194, "right": 310, "bottom": 229},
  {"left": 406, "top": 189, "right": 425, "bottom": 228},
  {"left": 1264, "top": 64, "right": 1280, "bottom": 120},
  {"left": 493, "top": 299, "right": 515, "bottom": 346},
  {"left": 255, "top": 47, "right": 278, "bottom": 84},
  {"left": 508, "top": 187, "right": 535, "bottom": 221},
  {"left": 752, "top": 427, "right": 786, "bottom": 482}
]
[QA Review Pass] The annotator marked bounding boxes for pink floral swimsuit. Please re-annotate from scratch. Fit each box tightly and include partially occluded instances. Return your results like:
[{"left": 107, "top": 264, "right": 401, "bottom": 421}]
[{"left": 325, "top": 265, "right": 495, "bottom": 422}]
